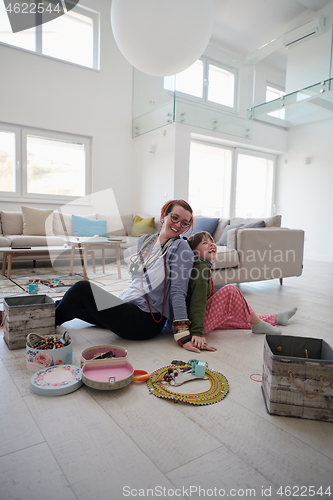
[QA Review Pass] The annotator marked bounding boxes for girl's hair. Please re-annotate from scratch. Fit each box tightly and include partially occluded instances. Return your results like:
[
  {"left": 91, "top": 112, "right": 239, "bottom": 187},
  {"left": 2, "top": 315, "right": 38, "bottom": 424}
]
[
  {"left": 160, "top": 199, "right": 194, "bottom": 228},
  {"left": 188, "top": 231, "right": 215, "bottom": 251}
]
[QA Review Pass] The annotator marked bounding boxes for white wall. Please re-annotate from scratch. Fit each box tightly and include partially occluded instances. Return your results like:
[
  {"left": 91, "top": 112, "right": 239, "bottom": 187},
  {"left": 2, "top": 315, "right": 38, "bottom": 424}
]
[
  {"left": 276, "top": 118, "right": 333, "bottom": 261},
  {"left": 132, "top": 124, "right": 176, "bottom": 217},
  {"left": 285, "top": 5, "right": 333, "bottom": 93},
  {"left": 0, "top": 0, "right": 134, "bottom": 216}
]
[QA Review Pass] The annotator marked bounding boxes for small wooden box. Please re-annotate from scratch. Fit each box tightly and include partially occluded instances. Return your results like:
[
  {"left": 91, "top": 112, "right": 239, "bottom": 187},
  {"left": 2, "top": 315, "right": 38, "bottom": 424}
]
[
  {"left": 3, "top": 295, "right": 55, "bottom": 350},
  {"left": 262, "top": 335, "right": 333, "bottom": 422}
]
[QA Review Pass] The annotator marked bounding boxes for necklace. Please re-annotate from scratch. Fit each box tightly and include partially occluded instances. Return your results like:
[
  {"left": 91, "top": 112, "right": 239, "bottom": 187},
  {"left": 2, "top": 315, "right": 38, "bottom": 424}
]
[
  {"left": 129, "top": 234, "right": 175, "bottom": 275},
  {"left": 136, "top": 234, "right": 177, "bottom": 323}
]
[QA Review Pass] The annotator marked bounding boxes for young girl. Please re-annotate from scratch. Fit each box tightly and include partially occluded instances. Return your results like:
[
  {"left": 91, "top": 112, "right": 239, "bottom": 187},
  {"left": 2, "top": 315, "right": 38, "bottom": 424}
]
[
  {"left": 55, "top": 200, "right": 195, "bottom": 347},
  {"left": 185, "top": 231, "right": 297, "bottom": 353}
]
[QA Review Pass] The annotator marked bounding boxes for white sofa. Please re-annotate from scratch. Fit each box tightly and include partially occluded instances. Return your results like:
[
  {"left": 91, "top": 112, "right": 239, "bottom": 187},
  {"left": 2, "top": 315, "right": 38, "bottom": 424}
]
[
  {"left": 0, "top": 208, "right": 304, "bottom": 286},
  {"left": 204, "top": 215, "right": 304, "bottom": 286},
  {"left": 0, "top": 208, "right": 161, "bottom": 268}
]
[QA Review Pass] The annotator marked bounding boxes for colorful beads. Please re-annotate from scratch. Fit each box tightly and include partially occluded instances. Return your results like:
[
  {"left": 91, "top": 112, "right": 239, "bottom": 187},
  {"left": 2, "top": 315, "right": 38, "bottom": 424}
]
[
  {"left": 163, "top": 367, "right": 180, "bottom": 383},
  {"left": 32, "top": 336, "right": 68, "bottom": 350}
]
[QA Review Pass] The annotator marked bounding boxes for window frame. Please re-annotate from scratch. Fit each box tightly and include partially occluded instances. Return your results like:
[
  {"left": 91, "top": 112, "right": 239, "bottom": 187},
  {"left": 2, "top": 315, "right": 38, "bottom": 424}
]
[
  {"left": 0, "top": 122, "right": 91, "bottom": 203},
  {"left": 0, "top": 2, "right": 100, "bottom": 70},
  {"left": 233, "top": 147, "right": 276, "bottom": 218},
  {"left": 166, "top": 57, "right": 238, "bottom": 113},
  {"left": 189, "top": 139, "right": 276, "bottom": 219}
]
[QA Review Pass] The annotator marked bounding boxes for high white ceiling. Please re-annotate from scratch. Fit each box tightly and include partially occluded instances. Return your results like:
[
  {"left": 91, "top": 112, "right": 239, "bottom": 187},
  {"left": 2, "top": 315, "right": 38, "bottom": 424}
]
[{"left": 210, "top": 0, "right": 333, "bottom": 68}]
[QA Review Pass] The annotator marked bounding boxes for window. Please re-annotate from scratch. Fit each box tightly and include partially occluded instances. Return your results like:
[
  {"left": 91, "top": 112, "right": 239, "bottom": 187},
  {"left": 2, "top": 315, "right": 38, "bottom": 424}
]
[
  {"left": 165, "top": 60, "right": 204, "bottom": 98},
  {"left": 207, "top": 63, "right": 235, "bottom": 107},
  {"left": 189, "top": 141, "right": 275, "bottom": 218},
  {"left": 0, "top": 129, "right": 16, "bottom": 192},
  {"left": 0, "top": 123, "right": 91, "bottom": 201},
  {"left": 164, "top": 57, "right": 237, "bottom": 110},
  {"left": 189, "top": 141, "right": 232, "bottom": 218},
  {"left": 266, "top": 85, "right": 285, "bottom": 120},
  {"left": 0, "top": 2, "right": 99, "bottom": 69},
  {"left": 234, "top": 150, "right": 274, "bottom": 218}
]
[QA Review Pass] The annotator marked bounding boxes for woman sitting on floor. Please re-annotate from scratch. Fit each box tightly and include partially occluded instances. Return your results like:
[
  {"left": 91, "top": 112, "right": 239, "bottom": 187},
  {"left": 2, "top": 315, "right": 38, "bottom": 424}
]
[
  {"left": 184, "top": 231, "right": 297, "bottom": 354},
  {"left": 55, "top": 199, "right": 196, "bottom": 348}
]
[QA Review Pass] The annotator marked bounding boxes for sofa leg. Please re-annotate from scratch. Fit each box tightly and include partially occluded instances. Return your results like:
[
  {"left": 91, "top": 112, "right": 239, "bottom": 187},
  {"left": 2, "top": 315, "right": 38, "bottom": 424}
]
[{"left": 279, "top": 278, "right": 283, "bottom": 285}]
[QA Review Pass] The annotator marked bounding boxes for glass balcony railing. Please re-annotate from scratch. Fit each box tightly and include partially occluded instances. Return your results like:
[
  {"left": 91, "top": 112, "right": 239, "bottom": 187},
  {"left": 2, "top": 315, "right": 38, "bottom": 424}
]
[
  {"left": 248, "top": 78, "right": 333, "bottom": 126},
  {"left": 132, "top": 95, "right": 252, "bottom": 139}
]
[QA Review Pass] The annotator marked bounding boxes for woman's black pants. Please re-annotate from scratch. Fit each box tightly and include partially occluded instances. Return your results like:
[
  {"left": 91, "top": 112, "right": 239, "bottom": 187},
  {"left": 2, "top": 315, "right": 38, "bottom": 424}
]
[{"left": 55, "top": 281, "right": 165, "bottom": 340}]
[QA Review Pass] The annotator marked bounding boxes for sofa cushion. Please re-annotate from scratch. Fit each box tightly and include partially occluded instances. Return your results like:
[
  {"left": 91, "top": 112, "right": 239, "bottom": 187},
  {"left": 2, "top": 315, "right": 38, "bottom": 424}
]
[
  {"left": 192, "top": 217, "right": 220, "bottom": 236},
  {"left": 230, "top": 215, "right": 281, "bottom": 227},
  {"left": 53, "top": 211, "right": 96, "bottom": 236},
  {"left": 72, "top": 215, "right": 107, "bottom": 237},
  {"left": 0, "top": 211, "right": 23, "bottom": 235},
  {"left": 22, "top": 206, "right": 54, "bottom": 236},
  {"left": 7, "top": 235, "right": 65, "bottom": 246},
  {"left": 217, "top": 220, "right": 266, "bottom": 246},
  {"left": 96, "top": 213, "right": 124, "bottom": 236},
  {"left": 212, "top": 218, "right": 230, "bottom": 242},
  {"left": 0, "top": 236, "right": 11, "bottom": 247},
  {"left": 216, "top": 224, "right": 244, "bottom": 246},
  {"left": 121, "top": 214, "right": 135, "bottom": 236},
  {"left": 131, "top": 215, "right": 155, "bottom": 237},
  {"left": 211, "top": 246, "right": 239, "bottom": 270}
]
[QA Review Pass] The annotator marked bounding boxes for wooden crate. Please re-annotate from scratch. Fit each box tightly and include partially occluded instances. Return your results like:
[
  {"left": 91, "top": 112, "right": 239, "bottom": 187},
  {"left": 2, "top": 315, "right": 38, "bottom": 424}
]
[
  {"left": 3, "top": 295, "right": 55, "bottom": 350},
  {"left": 262, "top": 335, "right": 333, "bottom": 422}
]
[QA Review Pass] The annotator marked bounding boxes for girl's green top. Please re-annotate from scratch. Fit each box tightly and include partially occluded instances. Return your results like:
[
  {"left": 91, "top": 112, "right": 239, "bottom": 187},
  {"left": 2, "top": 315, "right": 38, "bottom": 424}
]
[{"left": 186, "top": 259, "right": 212, "bottom": 338}]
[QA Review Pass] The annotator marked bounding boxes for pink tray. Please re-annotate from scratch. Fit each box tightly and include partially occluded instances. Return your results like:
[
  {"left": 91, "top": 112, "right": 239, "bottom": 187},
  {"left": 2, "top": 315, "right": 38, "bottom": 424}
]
[
  {"left": 81, "top": 344, "right": 128, "bottom": 367},
  {"left": 82, "top": 361, "right": 134, "bottom": 390}
]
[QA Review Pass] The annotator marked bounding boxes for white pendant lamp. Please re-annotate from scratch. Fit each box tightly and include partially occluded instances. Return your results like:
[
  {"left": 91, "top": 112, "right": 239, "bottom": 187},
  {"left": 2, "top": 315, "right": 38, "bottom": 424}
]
[{"left": 111, "top": 0, "right": 214, "bottom": 77}]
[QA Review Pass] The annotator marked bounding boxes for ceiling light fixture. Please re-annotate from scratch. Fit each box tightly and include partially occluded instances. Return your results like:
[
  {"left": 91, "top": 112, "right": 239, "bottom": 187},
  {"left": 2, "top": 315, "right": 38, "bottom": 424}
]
[{"left": 111, "top": 0, "right": 214, "bottom": 77}]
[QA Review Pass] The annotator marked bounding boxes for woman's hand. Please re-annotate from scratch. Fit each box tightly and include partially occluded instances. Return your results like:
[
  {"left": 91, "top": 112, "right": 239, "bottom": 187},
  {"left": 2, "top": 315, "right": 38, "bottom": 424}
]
[{"left": 182, "top": 336, "right": 217, "bottom": 353}]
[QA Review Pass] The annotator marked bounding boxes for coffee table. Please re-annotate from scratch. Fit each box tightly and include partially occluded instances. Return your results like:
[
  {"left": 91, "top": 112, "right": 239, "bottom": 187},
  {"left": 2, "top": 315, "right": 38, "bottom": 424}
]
[
  {"left": 0, "top": 246, "right": 67, "bottom": 279},
  {"left": 67, "top": 238, "right": 126, "bottom": 280}
]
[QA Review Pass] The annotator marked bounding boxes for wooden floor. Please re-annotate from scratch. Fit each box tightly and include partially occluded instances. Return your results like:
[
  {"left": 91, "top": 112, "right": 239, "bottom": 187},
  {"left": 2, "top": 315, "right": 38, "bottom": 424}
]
[{"left": 0, "top": 260, "right": 332, "bottom": 500}]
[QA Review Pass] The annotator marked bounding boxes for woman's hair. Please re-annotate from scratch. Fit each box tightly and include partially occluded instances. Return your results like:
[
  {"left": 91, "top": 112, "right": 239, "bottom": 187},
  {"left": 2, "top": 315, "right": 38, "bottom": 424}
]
[
  {"left": 188, "top": 231, "right": 215, "bottom": 251},
  {"left": 160, "top": 199, "right": 194, "bottom": 228}
]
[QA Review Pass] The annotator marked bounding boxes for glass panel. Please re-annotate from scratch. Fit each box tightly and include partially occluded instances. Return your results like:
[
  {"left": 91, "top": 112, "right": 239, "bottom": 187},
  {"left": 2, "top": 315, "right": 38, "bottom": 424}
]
[
  {"left": 164, "top": 60, "right": 204, "bottom": 98},
  {"left": 175, "top": 99, "right": 252, "bottom": 139},
  {"left": 0, "top": 1, "right": 36, "bottom": 50},
  {"left": 189, "top": 142, "right": 232, "bottom": 218},
  {"left": 266, "top": 86, "right": 285, "bottom": 119},
  {"left": 0, "top": 130, "right": 15, "bottom": 192},
  {"left": 249, "top": 78, "right": 333, "bottom": 126},
  {"left": 27, "top": 135, "right": 86, "bottom": 196},
  {"left": 208, "top": 64, "right": 235, "bottom": 107},
  {"left": 235, "top": 153, "right": 274, "bottom": 218},
  {"left": 42, "top": 10, "right": 94, "bottom": 67}
]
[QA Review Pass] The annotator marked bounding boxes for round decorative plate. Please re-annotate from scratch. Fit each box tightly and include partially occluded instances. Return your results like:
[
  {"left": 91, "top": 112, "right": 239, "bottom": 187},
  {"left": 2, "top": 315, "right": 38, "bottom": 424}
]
[
  {"left": 30, "top": 365, "right": 82, "bottom": 397},
  {"left": 147, "top": 365, "right": 229, "bottom": 405}
]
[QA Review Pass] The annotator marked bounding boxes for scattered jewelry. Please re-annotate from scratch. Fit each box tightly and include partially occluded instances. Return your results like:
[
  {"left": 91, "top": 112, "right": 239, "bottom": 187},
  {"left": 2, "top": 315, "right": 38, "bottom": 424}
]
[{"left": 147, "top": 361, "right": 229, "bottom": 405}]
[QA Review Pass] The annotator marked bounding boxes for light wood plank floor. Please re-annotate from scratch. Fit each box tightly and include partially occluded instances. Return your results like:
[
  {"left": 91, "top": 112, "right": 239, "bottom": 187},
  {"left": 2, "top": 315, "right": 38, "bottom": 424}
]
[{"left": 0, "top": 259, "right": 332, "bottom": 500}]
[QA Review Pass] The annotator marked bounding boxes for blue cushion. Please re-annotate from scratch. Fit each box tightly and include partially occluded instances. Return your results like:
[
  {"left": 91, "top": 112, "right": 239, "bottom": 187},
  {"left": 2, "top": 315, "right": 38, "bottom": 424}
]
[
  {"left": 192, "top": 217, "right": 220, "bottom": 236},
  {"left": 72, "top": 215, "right": 107, "bottom": 237}
]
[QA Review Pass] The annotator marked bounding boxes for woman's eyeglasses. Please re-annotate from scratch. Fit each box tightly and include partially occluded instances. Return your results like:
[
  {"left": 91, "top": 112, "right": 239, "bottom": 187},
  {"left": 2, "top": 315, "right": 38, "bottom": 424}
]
[{"left": 169, "top": 212, "right": 191, "bottom": 229}]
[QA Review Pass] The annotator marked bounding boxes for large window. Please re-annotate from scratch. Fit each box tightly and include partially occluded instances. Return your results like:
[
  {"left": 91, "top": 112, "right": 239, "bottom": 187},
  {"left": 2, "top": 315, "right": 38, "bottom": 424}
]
[
  {"left": 189, "top": 141, "right": 275, "bottom": 218},
  {"left": 0, "top": 123, "right": 90, "bottom": 201},
  {"left": 164, "top": 57, "right": 237, "bottom": 110},
  {"left": 0, "top": 2, "right": 99, "bottom": 69}
]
